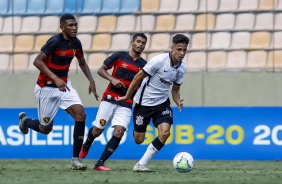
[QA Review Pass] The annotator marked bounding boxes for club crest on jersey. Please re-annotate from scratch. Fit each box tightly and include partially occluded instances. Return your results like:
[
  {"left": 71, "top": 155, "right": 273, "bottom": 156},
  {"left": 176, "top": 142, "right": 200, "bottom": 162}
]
[
  {"left": 135, "top": 115, "right": 144, "bottom": 126},
  {"left": 100, "top": 119, "right": 106, "bottom": 126},
  {"left": 122, "top": 63, "right": 128, "bottom": 68},
  {"left": 175, "top": 70, "right": 182, "bottom": 80},
  {"left": 43, "top": 117, "right": 50, "bottom": 123}
]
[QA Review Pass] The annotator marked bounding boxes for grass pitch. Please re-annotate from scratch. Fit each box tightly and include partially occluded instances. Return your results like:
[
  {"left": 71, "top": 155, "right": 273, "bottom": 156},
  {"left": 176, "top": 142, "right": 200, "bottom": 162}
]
[{"left": 0, "top": 160, "right": 281, "bottom": 184}]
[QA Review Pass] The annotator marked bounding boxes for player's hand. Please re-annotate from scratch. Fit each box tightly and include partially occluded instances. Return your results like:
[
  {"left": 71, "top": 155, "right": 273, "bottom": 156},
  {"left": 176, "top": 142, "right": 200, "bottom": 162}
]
[
  {"left": 89, "top": 82, "right": 99, "bottom": 101},
  {"left": 54, "top": 78, "right": 70, "bottom": 92},
  {"left": 115, "top": 96, "right": 128, "bottom": 102},
  {"left": 111, "top": 78, "right": 126, "bottom": 88},
  {"left": 177, "top": 99, "right": 184, "bottom": 112}
]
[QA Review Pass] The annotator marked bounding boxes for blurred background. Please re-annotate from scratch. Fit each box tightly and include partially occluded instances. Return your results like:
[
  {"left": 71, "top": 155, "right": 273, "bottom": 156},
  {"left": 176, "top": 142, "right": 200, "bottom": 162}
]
[{"left": 1, "top": 0, "right": 282, "bottom": 107}]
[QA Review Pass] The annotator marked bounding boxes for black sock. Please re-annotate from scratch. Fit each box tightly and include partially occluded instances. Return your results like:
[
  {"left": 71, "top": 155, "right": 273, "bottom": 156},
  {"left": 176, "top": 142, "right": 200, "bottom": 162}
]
[
  {"left": 25, "top": 118, "right": 41, "bottom": 132},
  {"left": 73, "top": 121, "right": 85, "bottom": 158},
  {"left": 152, "top": 137, "right": 164, "bottom": 151},
  {"left": 95, "top": 136, "right": 121, "bottom": 167},
  {"left": 83, "top": 127, "right": 95, "bottom": 152}
]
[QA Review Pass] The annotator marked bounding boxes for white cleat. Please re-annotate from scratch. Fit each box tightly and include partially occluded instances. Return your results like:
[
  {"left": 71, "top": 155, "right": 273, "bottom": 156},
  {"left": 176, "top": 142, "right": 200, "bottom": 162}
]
[
  {"left": 70, "top": 157, "right": 87, "bottom": 170},
  {"left": 133, "top": 163, "right": 153, "bottom": 172}
]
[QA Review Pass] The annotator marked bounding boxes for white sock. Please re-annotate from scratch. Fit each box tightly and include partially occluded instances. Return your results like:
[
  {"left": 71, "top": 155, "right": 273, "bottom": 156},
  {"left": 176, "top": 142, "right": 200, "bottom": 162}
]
[{"left": 138, "top": 143, "right": 158, "bottom": 165}]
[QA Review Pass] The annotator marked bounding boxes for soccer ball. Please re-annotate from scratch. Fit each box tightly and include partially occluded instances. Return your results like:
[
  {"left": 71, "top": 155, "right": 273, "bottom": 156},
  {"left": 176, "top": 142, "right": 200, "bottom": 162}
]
[{"left": 173, "top": 152, "right": 194, "bottom": 173}]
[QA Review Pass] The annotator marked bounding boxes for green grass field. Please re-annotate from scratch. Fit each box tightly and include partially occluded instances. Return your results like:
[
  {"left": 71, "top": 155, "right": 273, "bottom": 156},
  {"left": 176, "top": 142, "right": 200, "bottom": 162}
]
[{"left": 0, "top": 160, "right": 281, "bottom": 184}]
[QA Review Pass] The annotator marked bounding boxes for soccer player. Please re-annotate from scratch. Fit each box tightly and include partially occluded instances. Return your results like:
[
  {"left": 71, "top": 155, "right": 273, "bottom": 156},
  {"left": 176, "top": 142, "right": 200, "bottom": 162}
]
[
  {"left": 18, "top": 14, "right": 99, "bottom": 170},
  {"left": 116, "top": 34, "right": 189, "bottom": 172},
  {"left": 79, "top": 33, "right": 147, "bottom": 171}
]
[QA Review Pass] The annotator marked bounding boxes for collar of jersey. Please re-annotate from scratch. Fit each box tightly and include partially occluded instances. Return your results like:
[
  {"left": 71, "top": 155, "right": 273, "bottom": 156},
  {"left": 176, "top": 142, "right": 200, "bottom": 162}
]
[{"left": 169, "top": 52, "right": 182, "bottom": 69}]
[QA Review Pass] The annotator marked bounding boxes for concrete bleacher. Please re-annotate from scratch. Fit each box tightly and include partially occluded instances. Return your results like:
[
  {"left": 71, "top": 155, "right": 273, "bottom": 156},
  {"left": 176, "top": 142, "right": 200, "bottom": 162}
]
[{"left": 0, "top": 0, "right": 281, "bottom": 73}]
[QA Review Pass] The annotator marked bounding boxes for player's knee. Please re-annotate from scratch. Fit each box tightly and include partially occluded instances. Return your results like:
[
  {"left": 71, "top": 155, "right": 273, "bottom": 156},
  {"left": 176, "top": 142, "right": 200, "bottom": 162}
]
[
  {"left": 92, "top": 127, "right": 103, "bottom": 137},
  {"left": 40, "top": 126, "right": 53, "bottom": 135},
  {"left": 134, "top": 137, "right": 144, "bottom": 144},
  {"left": 76, "top": 111, "right": 86, "bottom": 121},
  {"left": 113, "top": 126, "right": 125, "bottom": 138},
  {"left": 159, "top": 130, "right": 170, "bottom": 139}
]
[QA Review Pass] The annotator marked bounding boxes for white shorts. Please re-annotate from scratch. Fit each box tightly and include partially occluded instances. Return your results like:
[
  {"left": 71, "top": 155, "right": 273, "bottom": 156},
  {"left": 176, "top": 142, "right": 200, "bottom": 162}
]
[
  {"left": 34, "top": 80, "right": 83, "bottom": 126},
  {"left": 92, "top": 101, "right": 132, "bottom": 130}
]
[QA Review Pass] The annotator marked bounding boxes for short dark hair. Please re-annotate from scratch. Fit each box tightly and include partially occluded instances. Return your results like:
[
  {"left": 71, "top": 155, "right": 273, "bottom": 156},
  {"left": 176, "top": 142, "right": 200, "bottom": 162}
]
[
  {"left": 132, "top": 33, "right": 147, "bottom": 42},
  {"left": 172, "top": 34, "right": 190, "bottom": 45},
  {"left": 60, "top": 14, "right": 76, "bottom": 24}
]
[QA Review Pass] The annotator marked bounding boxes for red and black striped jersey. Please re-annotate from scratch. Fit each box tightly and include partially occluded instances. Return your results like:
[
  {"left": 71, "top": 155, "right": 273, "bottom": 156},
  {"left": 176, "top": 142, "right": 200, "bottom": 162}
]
[
  {"left": 102, "top": 51, "right": 147, "bottom": 109},
  {"left": 37, "top": 33, "right": 83, "bottom": 87}
]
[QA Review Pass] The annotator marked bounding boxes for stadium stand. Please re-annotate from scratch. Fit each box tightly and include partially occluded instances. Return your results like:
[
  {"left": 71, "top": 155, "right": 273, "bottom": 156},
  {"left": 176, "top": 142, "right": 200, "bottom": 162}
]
[
  {"left": 100, "top": 0, "right": 121, "bottom": 14},
  {"left": 186, "top": 52, "right": 207, "bottom": 72},
  {"left": 14, "top": 35, "right": 34, "bottom": 52},
  {"left": 115, "top": 15, "right": 136, "bottom": 32},
  {"left": 1, "top": 0, "right": 281, "bottom": 72},
  {"left": 44, "top": 0, "right": 64, "bottom": 15},
  {"left": 87, "top": 53, "right": 107, "bottom": 70},
  {"left": 96, "top": 15, "right": 117, "bottom": 32},
  {"left": 0, "top": 35, "right": 13, "bottom": 52},
  {"left": 226, "top": 51, "right": 247, "bottom": 71},
  {"left": 154, "top": 15, "right": 175, "bottom": 32},
  {"left": 39, "top": 16, "right": 60, "bottom": 33},
  {"left": 120, "top": 0, "right": 140, "bottom": 14},
  {"left": 178, "top": 0, "right": 198, "bottom": 12},
  {"left": 78, "top": 15, "right": 98, "bottom": 33},
  {"left": 20, "top": 16, "right": 40, "bottom": 33},
  {"left": 214, "top": 13, "right": 235, "bottom": 30},
  {"left": 26, "top": 0, "right": 46, "bottom": 15},
  {"left": 157, "top": 0, "right": 179, "bottom": 13},
  {"left": 64, "top": 0, "right": 83, "bottom": 14},
  {"left": 207, "top": 51, "right": 227, "bottom": 71}
]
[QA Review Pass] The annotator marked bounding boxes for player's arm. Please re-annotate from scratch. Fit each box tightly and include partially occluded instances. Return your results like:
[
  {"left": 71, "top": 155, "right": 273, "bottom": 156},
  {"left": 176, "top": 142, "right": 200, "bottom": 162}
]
[
  {"left": 34, "top": 52, "right": 70, "bottom": 92},
  {"left": 116, "top": 70, "right": 147, "bottom": 102},
  {"left": 78, "top": 57, "right": 99, "bottom": 100},
  {"left": 171, "top": 83, "right": 184, "bottom": 112},
  {"left": 98, "top": 65, "right": 125, "bottom": 88}
]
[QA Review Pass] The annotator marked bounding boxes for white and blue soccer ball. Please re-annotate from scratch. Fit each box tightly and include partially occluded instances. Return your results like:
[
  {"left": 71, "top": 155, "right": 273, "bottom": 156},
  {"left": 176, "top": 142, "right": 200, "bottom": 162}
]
[{"left": 173, "top": 152, "right": 194, "bottom": 173}]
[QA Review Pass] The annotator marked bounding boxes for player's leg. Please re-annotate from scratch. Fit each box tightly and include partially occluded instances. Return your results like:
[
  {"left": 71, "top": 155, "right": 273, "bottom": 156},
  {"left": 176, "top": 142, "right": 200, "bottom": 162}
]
[
  {"left": 80, "top": 101, "right": 115, "bottom": 160},
  {"left": 132, "top": 103, "right": 153, "bottom": 172},
  {"left": 133, "top": 101, "right": 173, "bottom": 172},
  {"left": 19, "top": 85, "right": 59, "bottom": 135},
  {"left": 94, "top": 106, "right": 131, "bottom": 171},
  {"left": 61, "top": 81, "right": 87, "bottom": 170}
]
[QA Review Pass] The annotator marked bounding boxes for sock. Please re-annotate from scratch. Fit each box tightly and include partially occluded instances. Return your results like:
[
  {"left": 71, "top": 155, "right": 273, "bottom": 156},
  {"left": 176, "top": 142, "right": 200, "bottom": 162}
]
[
  {"left": 25, "top": 118, "right": 41, "bottom": 132},
  {"left": 139, "top": 137, "right": 164, "bottom": 165},
  {"left": 83, "top": 127, "right": 96, "bottom": 152},
  {"left": 95, "top": 136, "right": 121, "bottom": 167},
  {"left": 73, "top": 121, "right": 85, "bottom": 158}
]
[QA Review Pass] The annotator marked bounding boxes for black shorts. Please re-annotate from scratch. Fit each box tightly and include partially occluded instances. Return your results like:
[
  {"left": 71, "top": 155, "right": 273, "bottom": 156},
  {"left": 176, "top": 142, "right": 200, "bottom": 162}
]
[{"left": 133, "top": 99, "right": 173, "bottom": 133}]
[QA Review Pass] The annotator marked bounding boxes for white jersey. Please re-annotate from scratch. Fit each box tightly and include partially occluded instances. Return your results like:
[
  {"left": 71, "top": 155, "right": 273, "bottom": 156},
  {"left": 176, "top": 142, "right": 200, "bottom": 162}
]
[{"left": 134, "top": 53, "right": 186, "bottom": 106}]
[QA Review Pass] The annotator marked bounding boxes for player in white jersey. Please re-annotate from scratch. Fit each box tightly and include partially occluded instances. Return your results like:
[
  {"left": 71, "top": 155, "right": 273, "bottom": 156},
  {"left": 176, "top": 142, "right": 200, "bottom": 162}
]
[{"left": 117, "top": 34, "right": 189, "bottom": 172}]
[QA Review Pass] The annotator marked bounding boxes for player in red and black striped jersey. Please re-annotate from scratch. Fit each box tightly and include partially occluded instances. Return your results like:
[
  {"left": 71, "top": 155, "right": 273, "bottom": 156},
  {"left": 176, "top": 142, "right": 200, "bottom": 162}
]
[
  {"left": 79, "top": 33, "right": 147, "bottom": 171},
  {"left": 18, "top": 14, "right": 99, "bottom": 170}
]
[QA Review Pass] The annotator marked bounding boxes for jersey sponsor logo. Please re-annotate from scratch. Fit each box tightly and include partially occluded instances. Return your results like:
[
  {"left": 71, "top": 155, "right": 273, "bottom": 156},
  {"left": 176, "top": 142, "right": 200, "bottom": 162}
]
[
  {"left": 160, "top": 78, "right": 172, "bottom": 85},
  {"left": 43, "top": 117, "right": 50, "bottom": 123},
  {"left": 135, "top": 115, "right": 144, "bottom": 126},
  {"left": 100, "top": 119, "right": 106, "bottom": 126}
]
